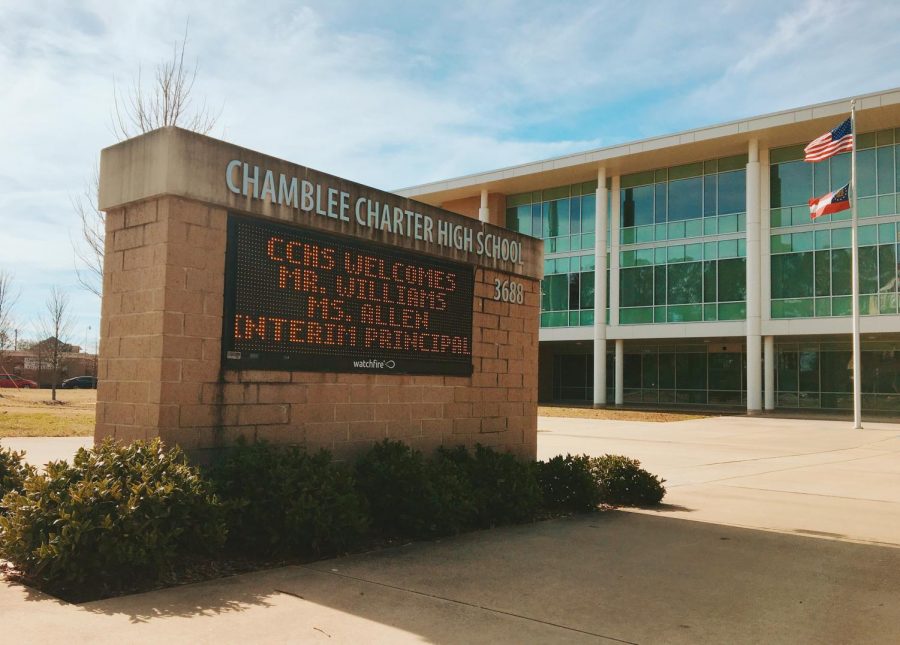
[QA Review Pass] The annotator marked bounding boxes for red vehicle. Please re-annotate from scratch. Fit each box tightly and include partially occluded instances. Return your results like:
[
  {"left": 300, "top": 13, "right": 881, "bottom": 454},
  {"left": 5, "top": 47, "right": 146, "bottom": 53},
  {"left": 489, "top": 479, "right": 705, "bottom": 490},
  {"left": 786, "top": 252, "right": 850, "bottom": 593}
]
[{"left": 0, "top": 374, "right": 39, "bottom": 389}]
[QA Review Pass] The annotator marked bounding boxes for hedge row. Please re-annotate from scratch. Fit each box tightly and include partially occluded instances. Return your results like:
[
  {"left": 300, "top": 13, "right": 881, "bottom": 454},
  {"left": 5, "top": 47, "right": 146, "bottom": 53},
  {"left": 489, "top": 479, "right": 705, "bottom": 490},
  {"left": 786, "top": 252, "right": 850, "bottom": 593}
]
[{"left": 0, "top": 439, "right": 664, "bottom": 598}]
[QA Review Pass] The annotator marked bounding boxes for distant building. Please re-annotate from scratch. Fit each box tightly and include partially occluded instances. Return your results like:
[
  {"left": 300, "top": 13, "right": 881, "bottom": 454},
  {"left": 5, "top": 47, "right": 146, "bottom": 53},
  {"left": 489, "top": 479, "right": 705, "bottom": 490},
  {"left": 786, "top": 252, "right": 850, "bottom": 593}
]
[
  {"left": 1, "top": 341, "right": 96, "bottom": 387},
  {"left": 399, "top": 88, "right": 900, "bottom": 414}
]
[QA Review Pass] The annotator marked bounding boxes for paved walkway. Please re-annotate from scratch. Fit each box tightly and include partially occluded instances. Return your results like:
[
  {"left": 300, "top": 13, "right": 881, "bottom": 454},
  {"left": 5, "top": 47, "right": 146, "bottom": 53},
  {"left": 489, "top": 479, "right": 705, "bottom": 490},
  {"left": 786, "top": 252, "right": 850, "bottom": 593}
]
[
  {"left": 537, "top": 415, "right": 900, "bottom": 546},
  {"left": 3, "top": 416, "right": 900, "bottom": 643}
]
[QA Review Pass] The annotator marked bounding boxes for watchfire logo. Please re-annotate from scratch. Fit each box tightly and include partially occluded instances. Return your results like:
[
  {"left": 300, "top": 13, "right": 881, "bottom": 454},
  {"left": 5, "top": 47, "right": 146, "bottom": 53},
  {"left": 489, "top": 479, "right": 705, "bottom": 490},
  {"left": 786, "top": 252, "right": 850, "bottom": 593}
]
[{"left": 352, "top": 359, "right": 397, "bottom": 370}]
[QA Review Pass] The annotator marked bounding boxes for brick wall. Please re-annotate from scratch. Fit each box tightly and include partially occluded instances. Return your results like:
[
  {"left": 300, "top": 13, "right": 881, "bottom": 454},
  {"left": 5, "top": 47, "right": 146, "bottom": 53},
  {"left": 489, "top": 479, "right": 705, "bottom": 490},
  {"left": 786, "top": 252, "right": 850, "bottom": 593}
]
[{"left": 97, "top": 196, "right": 539, "bottom": 460}]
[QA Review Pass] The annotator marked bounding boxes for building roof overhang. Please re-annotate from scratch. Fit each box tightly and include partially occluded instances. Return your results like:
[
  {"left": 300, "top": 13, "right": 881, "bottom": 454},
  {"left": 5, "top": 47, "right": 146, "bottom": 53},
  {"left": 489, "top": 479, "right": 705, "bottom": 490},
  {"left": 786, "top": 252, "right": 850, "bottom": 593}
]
[{"left": 397, "top": 88, "right": 900, "bottom": 205}]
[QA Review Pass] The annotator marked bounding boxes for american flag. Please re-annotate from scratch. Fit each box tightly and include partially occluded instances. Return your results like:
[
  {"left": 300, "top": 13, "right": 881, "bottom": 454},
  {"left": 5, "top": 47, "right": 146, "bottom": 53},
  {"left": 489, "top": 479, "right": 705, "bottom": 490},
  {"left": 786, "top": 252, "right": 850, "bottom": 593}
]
[
  {"left": 804, "top": 117, "right": 853, "bottom": 162},
  {"left": 809, "top": 184, "right": 850, "bottom": 219}
]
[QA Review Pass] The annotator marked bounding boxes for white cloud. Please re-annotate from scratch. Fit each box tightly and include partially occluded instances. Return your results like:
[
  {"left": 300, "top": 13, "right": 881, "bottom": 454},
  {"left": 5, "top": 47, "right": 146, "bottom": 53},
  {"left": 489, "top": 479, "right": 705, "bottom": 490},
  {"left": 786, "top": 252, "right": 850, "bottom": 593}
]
[{"left": 0, "top": 0, "right": 898, "bottom": 331}]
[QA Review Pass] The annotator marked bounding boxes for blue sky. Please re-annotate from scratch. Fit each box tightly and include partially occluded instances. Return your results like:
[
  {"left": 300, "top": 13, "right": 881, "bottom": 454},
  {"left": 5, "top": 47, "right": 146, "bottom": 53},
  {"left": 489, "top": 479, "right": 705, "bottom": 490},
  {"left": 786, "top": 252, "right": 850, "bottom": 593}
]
[{"left": 1, "top": 0, "right": 899, "bottom": 347}]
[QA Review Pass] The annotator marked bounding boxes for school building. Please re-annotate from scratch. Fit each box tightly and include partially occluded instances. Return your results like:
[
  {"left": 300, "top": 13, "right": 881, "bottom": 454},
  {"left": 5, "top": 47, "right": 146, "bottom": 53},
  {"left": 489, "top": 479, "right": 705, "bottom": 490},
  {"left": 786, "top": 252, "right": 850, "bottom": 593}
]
[{"left": 399, "top": 88, "right": 900, "bottom": 413}]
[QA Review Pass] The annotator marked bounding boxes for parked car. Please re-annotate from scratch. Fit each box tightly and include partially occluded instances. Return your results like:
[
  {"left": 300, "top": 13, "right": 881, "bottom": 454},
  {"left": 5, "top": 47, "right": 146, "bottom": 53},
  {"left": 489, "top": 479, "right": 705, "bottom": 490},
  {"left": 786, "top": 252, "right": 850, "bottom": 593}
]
[
  {"left": 0, "top": 374, "right": 39, "bottom": 388},
  {"left": 61, "top": 375, "right": 98, "bottom": 389}
]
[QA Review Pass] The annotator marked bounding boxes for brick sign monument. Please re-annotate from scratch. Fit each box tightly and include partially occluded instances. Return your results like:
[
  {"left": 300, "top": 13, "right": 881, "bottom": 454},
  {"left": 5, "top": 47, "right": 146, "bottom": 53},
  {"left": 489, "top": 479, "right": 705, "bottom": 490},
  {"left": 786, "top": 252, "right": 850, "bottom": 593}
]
[{"left": 96, "top": 128, "right": 542, "bottom": 460}]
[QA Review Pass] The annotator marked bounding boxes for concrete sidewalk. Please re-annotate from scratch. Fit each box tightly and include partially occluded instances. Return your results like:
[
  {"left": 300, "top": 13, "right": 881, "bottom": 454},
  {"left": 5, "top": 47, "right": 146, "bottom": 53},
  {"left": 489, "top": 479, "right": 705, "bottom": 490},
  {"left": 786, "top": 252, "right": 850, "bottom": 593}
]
[
  {"left": 3, "top": 416, "right": 900, "bottom": 643},
  {"left": 3, "top": 512, "right": 899, "bottom": 644},
  {"left": 537, "top": 415, "right": 900, "bottom": 546}
]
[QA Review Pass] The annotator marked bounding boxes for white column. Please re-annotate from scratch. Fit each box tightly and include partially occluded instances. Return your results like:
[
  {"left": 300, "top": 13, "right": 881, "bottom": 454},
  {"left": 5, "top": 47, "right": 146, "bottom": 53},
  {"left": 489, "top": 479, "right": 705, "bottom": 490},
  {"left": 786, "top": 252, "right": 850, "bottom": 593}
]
[
  {"left": 609, "top": 175, "right": 621, "bottom": 326},
  {"left": 615, "top": 338, "right": 624, "bottom": 405},
  {"left": 478, "top": 189, "right": 489, "bottom": 223},
  {"left": 764, "top": 335, "right": 775, "bottom": 410},
  {"left": 594, "top": 168, "right": 608, "bottom": 407},
  {"left": 746, "top": 139, "right": 762, "bottom": 412}
]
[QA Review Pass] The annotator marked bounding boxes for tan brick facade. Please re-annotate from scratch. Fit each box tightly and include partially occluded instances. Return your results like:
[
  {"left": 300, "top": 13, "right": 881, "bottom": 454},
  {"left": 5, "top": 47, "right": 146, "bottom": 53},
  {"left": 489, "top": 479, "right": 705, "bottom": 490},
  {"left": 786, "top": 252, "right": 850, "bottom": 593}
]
[{"left": 97, "top": 128, "right": 541, "bottom": 461}]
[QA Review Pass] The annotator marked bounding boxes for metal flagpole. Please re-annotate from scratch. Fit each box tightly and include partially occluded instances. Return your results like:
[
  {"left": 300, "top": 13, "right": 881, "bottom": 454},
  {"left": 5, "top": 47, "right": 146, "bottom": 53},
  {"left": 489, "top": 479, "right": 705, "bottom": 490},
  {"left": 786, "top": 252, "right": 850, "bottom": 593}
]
[{"left": 850, "top": 100, "right": 862, "bottom": 429}]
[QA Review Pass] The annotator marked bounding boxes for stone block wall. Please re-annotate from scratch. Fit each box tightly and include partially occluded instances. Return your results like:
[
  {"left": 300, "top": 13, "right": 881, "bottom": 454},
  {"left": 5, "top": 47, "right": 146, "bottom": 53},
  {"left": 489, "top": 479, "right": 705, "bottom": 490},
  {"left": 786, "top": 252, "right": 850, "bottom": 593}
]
[{"left": 97, "top": 196, "right": 539, "bottom": 460}]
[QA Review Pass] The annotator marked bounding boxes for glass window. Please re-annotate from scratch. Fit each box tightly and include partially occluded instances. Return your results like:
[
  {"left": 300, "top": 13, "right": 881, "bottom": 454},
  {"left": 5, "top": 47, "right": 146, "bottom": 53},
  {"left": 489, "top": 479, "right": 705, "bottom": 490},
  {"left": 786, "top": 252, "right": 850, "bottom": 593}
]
[
  {"left": 857, "top": 148, "right": 876, "bottom": 197},
  {"left": 770, "top": 161, "right": 812, "bottom": 208},
  {"left": 621, "top": 185, "right": 654, "bottom": 228},
  {"left": 709, "top": 353, "right": 742, "bottom": 391},
  {"left": 620, "top": 267, "right": 654, "bottom": 307},
  {"left": 703, "top": 175, "right": 717, "bottom": 216},
  {"left": 581, "top": 194, "right": 596, "bottom": 233},
  {"left": 542, "top": 274, "right": 568, "bottom": 311},
  {"left": 877, "top": 146, "right": 895, "bottom": 195},
  {"left": 654, "top": 265, "right": 667, "bottom": 305},
  {"left": 532, "top": 203, "right": 542, "bottom": 238},
  {"left": 568, "top": 273, "right": 580, "bottom": 309},
  {"left": 772, "top": 252, "right": 813, "bottom": 298},
  {"left": 831, "top": 248, "right": 851, "bottom": 295},
  {"left": 506, "top": 205, "right": 532, "bottom": 235},
  {"left": 777, "top": 349, "right": 798, "bottom": 391},
  {"left": 717, "top": 170, "right": 745, "bottom": 215},
  {"left": 580, "top": 271, "right": 595, "bottom": 309},
  {"left": 820, "top": 350, "right": 852, "bottom": 393},
  {"left": 703, "top": 261, "right": 717, "bottom": 302},
  {"left": 667, "top": 262, "right": 702, "bottom": 304},
  {"left": 717, "top": 258, "right": 746, "bottom": 302},
  {"left": 676, "top": 352, "right": 707, "bottom": 390},
  {"left": 878, "top": 244, "right": 897, "bottom": 293},
  {"left": 569, "top": 197, "right": 581, "bottom": 235},
  {"left": 668, "top": 177, "right": 703, "bottom": 221},
  {"left": 799, "top": 350, "right": 819, "bottom": 392},
  {"left": 655, "top": 183, "right": 667, "bottom": 223},
  {"left": 831, "top": 153, "right": 850, "bottom": 190},
  {"left": 814, "top": 251, "right": 831, "bottom": 297},
  {"left": 859, "top": 246, "right": 878, "bottom": 294}
]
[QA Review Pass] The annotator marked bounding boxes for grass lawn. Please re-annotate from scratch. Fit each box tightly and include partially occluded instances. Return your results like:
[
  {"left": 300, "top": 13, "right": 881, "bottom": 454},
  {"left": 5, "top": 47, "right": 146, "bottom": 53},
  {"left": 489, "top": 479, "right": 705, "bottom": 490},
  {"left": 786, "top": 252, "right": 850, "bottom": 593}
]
[
  {"left": 0, "top": 390, "right": 95, "bottom": 437},
  {"left": 538, "top": 406, "right": 707, "bottom": 422}
]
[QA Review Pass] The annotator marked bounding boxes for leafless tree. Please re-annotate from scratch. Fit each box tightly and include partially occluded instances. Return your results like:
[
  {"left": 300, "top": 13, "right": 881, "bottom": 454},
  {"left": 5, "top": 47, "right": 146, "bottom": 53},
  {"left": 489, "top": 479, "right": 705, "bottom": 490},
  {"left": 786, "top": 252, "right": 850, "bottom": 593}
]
[
  {"left": 111, "top": 25, "right": 220, "bottom": 139},
  {"left": 39, "top": 286, "right": 75, "bottom": 402},
  {"left": 0, "top": 270, "right": 19, "bottom": 377},
  {"left": 72, "top": 167, "right": 104, "bottom": 296},
  {"left": 73, "top": 25, "right": 221, "bottom": 297}
]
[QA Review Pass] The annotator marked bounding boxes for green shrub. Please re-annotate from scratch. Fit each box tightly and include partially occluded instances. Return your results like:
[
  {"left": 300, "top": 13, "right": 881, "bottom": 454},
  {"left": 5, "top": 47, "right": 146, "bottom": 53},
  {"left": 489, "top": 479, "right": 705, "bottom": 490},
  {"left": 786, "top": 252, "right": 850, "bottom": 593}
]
[
  {"left": 208, "top": 440, "right": 368, "bottom": 556},
  {"left": 537, "top": 454, "right": 600, "bottom": 513},
  {"left": 355, "top": 440, "right": 474, "bottom": 538},
  {"left": 0, "top": 438, "right": 225, "bottom": 596},
  {"left": 589, "top": 455, "right": 666, "bottom": 506},
  {"left": 0, "top": 444, "right": 35, "bottom": 508},
  {"left": 439, "top": 444, "right": 541, "bottom": 527}
]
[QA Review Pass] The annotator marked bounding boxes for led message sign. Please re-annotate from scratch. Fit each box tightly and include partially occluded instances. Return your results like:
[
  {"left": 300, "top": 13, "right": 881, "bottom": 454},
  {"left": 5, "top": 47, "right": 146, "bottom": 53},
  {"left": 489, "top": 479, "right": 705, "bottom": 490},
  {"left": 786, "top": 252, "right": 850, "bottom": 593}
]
[{"left": 222, "top": 215, "right": 474, "bottom": 375}]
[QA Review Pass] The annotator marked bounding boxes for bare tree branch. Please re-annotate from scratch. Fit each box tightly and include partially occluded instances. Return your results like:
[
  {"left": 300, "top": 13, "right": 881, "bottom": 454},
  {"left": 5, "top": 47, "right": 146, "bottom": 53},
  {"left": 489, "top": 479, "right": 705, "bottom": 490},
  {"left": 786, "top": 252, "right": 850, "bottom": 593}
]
[
  {"left": 0, "top": 270, "right": 20, "bottom": 376},
  {"left": 39, "top": 286, "right": 75, "bottom": 402},
  {"left": 72, "top": 166, "right": 104, "bottom": 297},
  {"left": 76, "top": 23, "right": 222, "bottom": 298}
]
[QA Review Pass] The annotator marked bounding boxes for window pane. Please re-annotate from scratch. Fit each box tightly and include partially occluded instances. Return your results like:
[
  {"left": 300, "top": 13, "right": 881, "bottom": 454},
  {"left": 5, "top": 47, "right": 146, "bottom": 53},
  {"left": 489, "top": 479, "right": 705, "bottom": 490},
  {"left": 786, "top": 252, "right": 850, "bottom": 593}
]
[
  {"left": 709, "top": 353, "right": 742, "bottom": 391},
  {"left": 814, "top": 250, "right": 831, "bottom": 297},
  {"left": 668, "top": 177, "right": 703, "bottom": 221},
  {"left": 568, "top": 273, "right": 580, "bottom": 309},
  {"left": 770, "top": 161, "right": 812, "bottom": 208},
  {"left": 654, "top": 265, "right": 667, "bottom": 305},
  {"left": 777, "top": 349, "right": 798, "bottom": 391},
  {"left": 703, "top": 261, "right": 717, "bottom": 302},
  {"left": 717, "top": 258, "right": 746, "bottom": 301},
  {"left": 717, "top": 170, "right": 745, "bottom": 215},
  {"left": 676, "top": 352, "right": 707, "bottom": 390},
  {"left": 581, "top": 194, "right": 596, "bottom": 233},
  {"left": 621, "top": 185, "right": 654, "bottom": 228},
  {"left": 771, "top": 252, "right": 813, "bottom": 298},
  {"left": 655, "top": 183, "right": 667, "bottom": 223},
  {"left": 532, "top": 203, "right": 542, "bottom": 238},
  {"left": 620, "top": 267, "right": 654, "bottom": 307},
  {"left": 831, "top": 153, "right": 850, "bottom": 190},
  {"left": 877, "top": 146, "right": 895, "bottom": 195},
  {"left": 543, "top": 274, "right": 568, "bottom": 310},
  {"left": 879, "top": 244, "right": 897, "bottom": 293},
  {"left": 799, "top": 350, "right": 819, "bottom": 392},
  {"left": 859, "top": 246, "right": 878, "bottom": 294},
  {"left": 642, "top": 353, "right": 659, "bottom": 389},
  {"left": 569, "top": 197, "right": 581, "bottom": 235},
  {"left": 831, "top": 248, "right": 851, "bottom": 295},
  {"left": 580, "top": 271, "right": 595, "bottom": 309},
  {"left": 668, "top": 262, "right": 702, "bottom": 304},
  {"left": 704, "top": 175, "right": 717, "bottom": 216},
  {"left": 857, "top": 148, "right": 876, "bottom": 197},
  {"left": 821, "top": 350, "right": 852, "bottom": 393}
]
